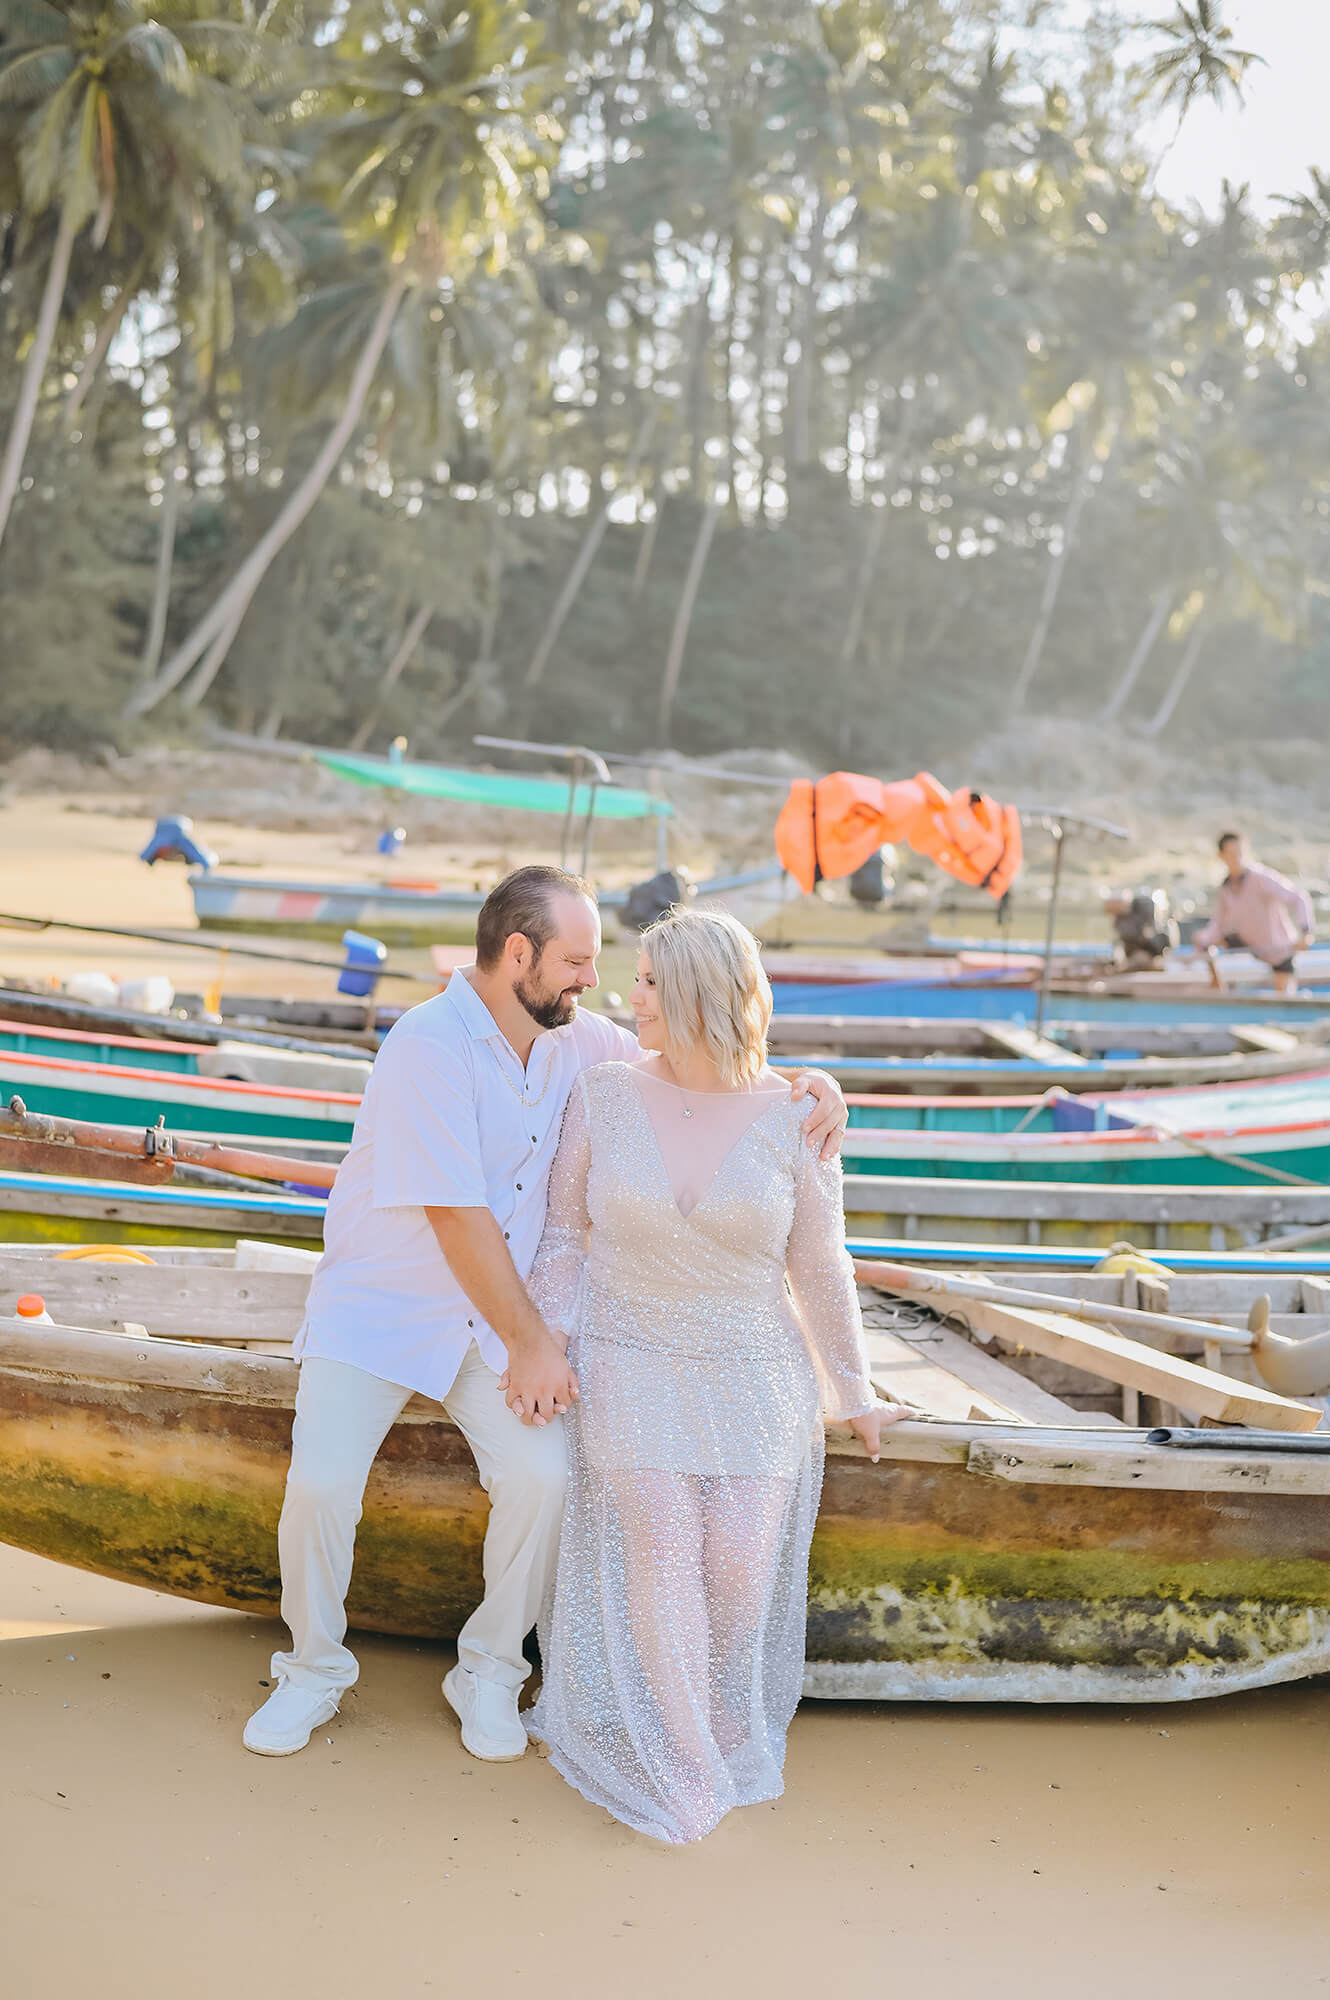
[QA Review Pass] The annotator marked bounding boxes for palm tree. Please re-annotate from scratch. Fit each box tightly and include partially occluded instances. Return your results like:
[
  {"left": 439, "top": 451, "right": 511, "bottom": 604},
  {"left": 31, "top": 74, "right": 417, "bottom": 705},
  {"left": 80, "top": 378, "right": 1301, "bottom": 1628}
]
[
  {"left": 125, "top": 0, "right": 556, "bottom": 717},
  {"left": 0, "top": 0, "right": 271, "bottom": 550},
  {"left": 1143, "top": 2, "right": 1263, "bottom": 164}
]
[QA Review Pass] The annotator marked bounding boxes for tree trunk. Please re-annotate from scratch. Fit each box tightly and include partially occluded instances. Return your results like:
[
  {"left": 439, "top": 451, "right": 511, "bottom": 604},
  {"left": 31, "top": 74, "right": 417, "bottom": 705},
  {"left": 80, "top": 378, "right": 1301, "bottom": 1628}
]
[
  {"left": 523, "top": 405, "right": 657, "bottom": 690},
  {"left": 64, "top": 282, "right": 133, "bottom": 428},
  {"left": 1098, "top": 582, "right": 1173, "bottom": 724},
  {"left": 1008, "top": 422, "right": 1111, "bottom": 712},
  {"left": 724, "top": 231, "right": 743, "bottom": 523},
  {"left": 125, "top": 272, "right": 409, "bottom": 716},
  {"left": 135, "top": 457, "right": 183, "bottom": 683},
  {"left": 0, "top": 203, "right": 79, "bottom": 552},
  {"left": 788, "top": 198, "right": 827, "bottom": 476},
  {"left": 835, "top": 506, "right": 887, "bottom": 759},
  {"left": 630, "top": 500, "right": 661, "bottom": 600},
  {"left": 685, "top": 244, "right": 718, "bottom": 494},
  {"left": 349, "top": 601, "right": 434, "bottom": 750},
  {"left": 1142, "top": 619, "right": 1206, "bottom": 738},
  {"left": 657, "top": 493, "right": 720, "bottom": 742},
  {"left": 477, "top": 507, "right": 503, "bottom": 661}
]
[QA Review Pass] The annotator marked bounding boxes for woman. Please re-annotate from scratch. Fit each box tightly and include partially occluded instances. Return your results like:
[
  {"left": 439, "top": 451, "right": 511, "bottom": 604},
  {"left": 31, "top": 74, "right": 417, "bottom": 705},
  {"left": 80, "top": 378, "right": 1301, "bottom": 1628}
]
[{"left": 526, "top": 908, "right": 903, "bottom": 1844}]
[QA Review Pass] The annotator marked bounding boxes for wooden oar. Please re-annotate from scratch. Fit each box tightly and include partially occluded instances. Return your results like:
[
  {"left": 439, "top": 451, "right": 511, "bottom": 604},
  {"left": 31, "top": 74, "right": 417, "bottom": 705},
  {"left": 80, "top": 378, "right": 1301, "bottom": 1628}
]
[
  {"left": 854, "top": 1261, "right": 1321, "bottom": 1432},
  {"left": 852, "top": 1259, "right": 1255, "bottom": 1350},
  {"left": 0, "top": 1096, "right": 336, "bottom": 1190}
]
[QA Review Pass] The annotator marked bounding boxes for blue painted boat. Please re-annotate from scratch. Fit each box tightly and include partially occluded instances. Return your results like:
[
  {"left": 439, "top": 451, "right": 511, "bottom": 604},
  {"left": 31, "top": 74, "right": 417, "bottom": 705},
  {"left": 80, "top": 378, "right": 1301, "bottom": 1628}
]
[{"left": 769, "top": 978, "right": 1330, "bottom": 1026}]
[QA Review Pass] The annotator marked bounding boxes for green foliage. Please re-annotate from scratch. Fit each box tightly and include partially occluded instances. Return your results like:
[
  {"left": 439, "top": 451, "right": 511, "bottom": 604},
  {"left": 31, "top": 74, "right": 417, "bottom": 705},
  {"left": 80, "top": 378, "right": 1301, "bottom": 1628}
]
[{"left": 2, "top": 0, "right": 1330, "bottom": 763}]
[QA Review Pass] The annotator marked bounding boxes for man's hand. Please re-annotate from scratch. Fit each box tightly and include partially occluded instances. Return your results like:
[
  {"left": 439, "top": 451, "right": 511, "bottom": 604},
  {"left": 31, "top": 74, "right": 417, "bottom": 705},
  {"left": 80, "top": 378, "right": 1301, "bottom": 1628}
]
[
  {"left": 498, "top": 1326, "right": 579, "bottom": 1427},
  {"left": 790, "top": 1068, "right": 848, "bottom": 1161},
  {"left": 1300, "top": 931, "right": 1314, "bottom": 951}
]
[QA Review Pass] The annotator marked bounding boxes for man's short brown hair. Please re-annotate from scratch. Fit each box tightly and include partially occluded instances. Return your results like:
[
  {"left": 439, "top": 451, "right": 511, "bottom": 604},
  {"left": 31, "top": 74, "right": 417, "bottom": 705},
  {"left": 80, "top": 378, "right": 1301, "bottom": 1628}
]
[{"left": 474, "top": 865, "right": 595, "bottom": 970}]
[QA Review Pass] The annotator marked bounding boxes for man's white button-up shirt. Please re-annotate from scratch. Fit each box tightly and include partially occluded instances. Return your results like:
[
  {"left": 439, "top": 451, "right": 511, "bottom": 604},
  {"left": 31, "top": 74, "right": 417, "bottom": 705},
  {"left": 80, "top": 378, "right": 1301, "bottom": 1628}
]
[{"left": 295, "top": 969, "right": 638, "bottom": 1402}]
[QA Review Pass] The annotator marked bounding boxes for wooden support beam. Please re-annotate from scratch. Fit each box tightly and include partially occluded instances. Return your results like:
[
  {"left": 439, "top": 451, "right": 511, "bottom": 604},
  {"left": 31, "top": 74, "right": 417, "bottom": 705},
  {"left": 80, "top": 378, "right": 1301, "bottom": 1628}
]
[{"left": 857, "top": 1267, "right": 1321, "bottom": 1432}]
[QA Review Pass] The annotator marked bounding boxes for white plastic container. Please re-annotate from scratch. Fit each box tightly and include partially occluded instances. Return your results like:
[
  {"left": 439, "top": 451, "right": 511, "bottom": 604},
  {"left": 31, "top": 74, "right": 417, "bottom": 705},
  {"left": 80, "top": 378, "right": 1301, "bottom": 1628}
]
[
  {"left": 63, "top": 971, "right": 119, "bottom": 1009},
  {"left": 14, "top": 1293, "right": 53, "bottom": 1325},
  {"left": 119, "top": 976, "right": 175, "bottom": 1015}
]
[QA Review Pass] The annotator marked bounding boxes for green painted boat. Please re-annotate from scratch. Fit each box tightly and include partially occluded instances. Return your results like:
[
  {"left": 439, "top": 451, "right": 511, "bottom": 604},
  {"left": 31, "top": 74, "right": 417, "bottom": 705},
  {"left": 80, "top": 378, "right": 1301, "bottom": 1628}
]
[{"left": 0, "top": 1035, "right": 363, "bottom": 1147}]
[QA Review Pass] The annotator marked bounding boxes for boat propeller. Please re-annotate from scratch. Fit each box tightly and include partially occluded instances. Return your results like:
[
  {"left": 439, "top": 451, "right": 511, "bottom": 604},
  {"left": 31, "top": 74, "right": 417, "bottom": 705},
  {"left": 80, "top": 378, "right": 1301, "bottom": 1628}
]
[{"left": 1247, "top": 1293, "right": 1330, "bottom": 1399}]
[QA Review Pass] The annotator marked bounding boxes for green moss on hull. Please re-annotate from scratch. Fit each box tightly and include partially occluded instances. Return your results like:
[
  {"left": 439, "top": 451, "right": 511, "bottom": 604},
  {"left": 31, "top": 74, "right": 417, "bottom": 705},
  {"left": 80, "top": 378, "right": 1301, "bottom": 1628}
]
[{"left": 808, "top": 1520, "right": 1330, "bottom": 1611}]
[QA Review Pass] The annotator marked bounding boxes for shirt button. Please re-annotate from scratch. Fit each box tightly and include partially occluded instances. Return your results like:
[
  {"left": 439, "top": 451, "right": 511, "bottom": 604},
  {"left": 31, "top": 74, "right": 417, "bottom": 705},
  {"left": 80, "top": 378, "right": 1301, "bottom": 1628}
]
[
  {"left": 531, "top": 1135, "right": 537, "bottom": 1144},
  {"left": 516, "top": 1182, "right": 523, "bottom": 1191},
  {"left": 467, "top": 1318, "right": 474, "bottom": 1328},
  {"left": 504, "top": 1231, "right": 510, "bottom": 1241}
]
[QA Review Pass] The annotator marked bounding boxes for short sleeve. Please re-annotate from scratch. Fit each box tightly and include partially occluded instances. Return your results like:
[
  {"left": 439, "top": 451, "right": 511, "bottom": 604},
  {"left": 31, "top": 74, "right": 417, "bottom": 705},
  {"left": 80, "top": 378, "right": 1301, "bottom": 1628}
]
[{"left": 368, "top": 1029, "right": 487, "bottom": 1212}]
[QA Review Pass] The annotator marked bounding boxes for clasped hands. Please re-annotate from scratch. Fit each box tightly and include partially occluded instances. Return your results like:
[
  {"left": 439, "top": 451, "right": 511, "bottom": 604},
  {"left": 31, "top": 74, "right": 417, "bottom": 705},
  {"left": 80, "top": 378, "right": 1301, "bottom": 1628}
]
[{"left": 499, "top": 1322, "right": 578, "bottom": 1427}]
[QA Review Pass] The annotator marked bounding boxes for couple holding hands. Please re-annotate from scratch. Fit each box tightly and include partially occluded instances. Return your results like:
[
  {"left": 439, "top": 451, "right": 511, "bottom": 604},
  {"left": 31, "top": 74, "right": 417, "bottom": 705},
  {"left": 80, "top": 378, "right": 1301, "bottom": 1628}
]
[{"left": 244, "top": 865, "right": 900, "bottom": 1844}]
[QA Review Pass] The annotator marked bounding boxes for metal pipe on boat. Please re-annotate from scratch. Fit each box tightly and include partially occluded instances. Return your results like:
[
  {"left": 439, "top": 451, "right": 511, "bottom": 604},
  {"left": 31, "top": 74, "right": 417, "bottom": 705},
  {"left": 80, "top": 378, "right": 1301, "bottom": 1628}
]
[
  {"left": 0, "top": 1097, "right": 337, "bottom": 1190},
  {"left": 853, "top": 1258, "right": 1255, "bottom": 1352},
  {"left": 1033, "top": 818, "right": 1065, "bottom": 1040}
]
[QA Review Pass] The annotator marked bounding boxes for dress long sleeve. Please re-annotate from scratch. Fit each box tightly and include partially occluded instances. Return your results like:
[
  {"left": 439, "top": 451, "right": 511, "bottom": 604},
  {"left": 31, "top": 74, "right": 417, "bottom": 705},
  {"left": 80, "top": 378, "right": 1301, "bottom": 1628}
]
[
  {"left": 527, "top": 1076, "right": 592, "bottom": 1335},
  {"left": 784, "top": 1140, "right": 877, "bottom": 1421}
]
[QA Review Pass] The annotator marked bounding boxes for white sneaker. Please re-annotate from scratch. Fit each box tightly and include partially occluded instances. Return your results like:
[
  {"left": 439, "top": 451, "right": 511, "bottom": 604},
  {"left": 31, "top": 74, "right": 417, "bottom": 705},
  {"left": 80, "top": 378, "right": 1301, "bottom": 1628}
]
[
  {"left": 442, "top": 1665, "right": 527, "bottom": 1761},
  {"left": 243, "top": 1676, "right": 341, "bottom": 1757}
]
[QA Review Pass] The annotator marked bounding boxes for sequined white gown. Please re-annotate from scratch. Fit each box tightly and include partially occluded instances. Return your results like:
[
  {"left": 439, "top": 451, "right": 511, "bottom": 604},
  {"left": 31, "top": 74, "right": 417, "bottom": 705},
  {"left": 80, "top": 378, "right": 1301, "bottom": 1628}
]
[{"left": 527, "top": 1060, "right": 876, "bottom": 1845}]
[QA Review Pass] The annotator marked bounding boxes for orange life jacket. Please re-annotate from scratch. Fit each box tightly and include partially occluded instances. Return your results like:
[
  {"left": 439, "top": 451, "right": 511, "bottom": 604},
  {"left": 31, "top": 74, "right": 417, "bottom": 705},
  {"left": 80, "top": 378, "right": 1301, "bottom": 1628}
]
[{"left": 775, "top": 772, "right": 1021, "bottom": 901}]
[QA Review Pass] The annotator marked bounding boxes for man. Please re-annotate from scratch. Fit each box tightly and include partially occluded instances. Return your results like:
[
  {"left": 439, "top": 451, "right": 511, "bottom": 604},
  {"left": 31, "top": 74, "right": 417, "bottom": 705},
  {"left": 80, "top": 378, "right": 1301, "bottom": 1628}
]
[
  {"left": 244, "top": 864, "right": 847, "bottom": 1760},
  {"left": 1194, "top": 832, "right": 1314, "bottom": 997}
]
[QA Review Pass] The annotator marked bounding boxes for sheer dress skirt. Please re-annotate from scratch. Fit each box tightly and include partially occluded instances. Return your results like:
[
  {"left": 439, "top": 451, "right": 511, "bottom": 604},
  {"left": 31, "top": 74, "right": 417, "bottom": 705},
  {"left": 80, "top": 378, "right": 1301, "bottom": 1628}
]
[{"left": 528, "top": 1277, "right": 824, "bottom": 1845}]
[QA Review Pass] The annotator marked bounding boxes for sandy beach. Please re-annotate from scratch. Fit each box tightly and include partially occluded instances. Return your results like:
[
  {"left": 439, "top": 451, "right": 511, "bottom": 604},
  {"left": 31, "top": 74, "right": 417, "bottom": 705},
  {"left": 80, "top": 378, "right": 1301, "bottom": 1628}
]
[
  {"left": 2, "top": 1537, "right": 1328, "bottom": 2000},
  {"left": 4, "top": 750, "right": 1330, "bottom": 1996}
]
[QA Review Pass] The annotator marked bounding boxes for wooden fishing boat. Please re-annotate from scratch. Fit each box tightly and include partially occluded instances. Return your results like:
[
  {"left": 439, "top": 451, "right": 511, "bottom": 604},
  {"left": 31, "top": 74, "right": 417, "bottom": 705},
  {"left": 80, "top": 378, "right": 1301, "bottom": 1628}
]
[
  {"left": 189, "top": 862, "right": 783, "bottom": 945},
  {"left": 844, "top": 1069, "right": 1330, "bottom": 1136},
  {"left": 0, "top": 1169, "right": 324, "bottom": 1248},
  {"left": 840, "top": 1173, "right": 1330, "bottom": 1254},
  {"left": 3, "top": 1245, "right": 1329, "bottom": 1702},
  {"left": 0, "top": 982, "right": 393, "bottom": 1054},
  {"left": 0, "top": 1041, "right": 363, "bottom": 1147},
  {"left": 765, "top": 1010, "right": 1330, "bottom": 1094},
  {"left": 767, "top": 968, "right": 1330, "bottom": 1027},
  {"left": 841, "top": 1116, "right": 1330, "bottom": 1186}
]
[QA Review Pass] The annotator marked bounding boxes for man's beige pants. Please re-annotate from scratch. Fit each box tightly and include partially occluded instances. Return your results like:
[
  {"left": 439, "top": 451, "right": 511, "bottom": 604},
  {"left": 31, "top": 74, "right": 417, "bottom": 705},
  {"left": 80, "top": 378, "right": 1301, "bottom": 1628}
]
[{"left": 271, "top": 1347, "right": 567, "bottom": 1693}]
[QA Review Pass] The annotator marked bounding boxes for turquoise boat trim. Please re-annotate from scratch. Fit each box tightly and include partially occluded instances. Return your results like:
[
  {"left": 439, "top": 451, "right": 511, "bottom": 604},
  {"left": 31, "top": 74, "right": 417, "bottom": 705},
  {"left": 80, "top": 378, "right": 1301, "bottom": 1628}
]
[
  {"left": 315, "top": 751, "right": 671, "bottom": 819},
  {"left": 846, "top": 1237, "right": 1330, "bottom": 1274}
]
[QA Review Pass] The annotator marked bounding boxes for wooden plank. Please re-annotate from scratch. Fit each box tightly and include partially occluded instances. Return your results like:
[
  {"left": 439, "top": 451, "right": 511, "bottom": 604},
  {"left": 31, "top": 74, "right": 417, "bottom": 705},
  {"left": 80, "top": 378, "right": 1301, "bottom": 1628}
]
[
  {"left": 978, "top": 1023, "right": 1087, "bottom": 1065},
  {"left": 966, "top": 1434, "right": 1330, "bottom": 1496},
  {"left": 1302, "top": 1276, "right": 1330, "bottom": 1314},
  {"left": 1231, "top": 1026, "right": 1302, "bottom": 1055},
  {"left": 872, "top": 1279, "right": 1321, "bottom": 1430},
  {"left": 839, "top": 1175, "right": 1330, "bottom": 1227},
  {"left": 861, "top": 1329, "right": 1022, "bottom": 1423},
  {"left": 0, "top": 1257, "right": 309, "bottom": 1344},
  {"left": 896, "top": 1318, "right": 1116, "bottom": 1427}
]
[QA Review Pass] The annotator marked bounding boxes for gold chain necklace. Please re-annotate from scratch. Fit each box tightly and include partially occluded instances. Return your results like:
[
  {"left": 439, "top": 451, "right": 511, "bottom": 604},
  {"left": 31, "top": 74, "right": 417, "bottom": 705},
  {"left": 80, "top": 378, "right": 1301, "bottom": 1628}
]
[{"left": 494, "top": 1040, "right": 552, "bottom": 1109}]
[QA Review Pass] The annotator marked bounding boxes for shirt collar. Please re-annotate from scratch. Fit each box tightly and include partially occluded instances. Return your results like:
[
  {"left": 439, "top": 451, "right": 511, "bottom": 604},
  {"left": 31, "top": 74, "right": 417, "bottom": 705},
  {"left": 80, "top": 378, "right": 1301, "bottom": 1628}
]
[
  {"left": 443, "top": 968, "right": 567, "bottom": 1059},
  {"left": 445, "top": 968, "right": 505, "bottom": 1042}
]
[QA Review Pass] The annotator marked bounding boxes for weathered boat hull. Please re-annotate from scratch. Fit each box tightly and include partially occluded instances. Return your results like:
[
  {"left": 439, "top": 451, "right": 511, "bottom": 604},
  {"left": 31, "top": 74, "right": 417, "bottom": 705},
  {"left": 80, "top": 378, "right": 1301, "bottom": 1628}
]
[
  {"left": 5, "top": 1322, "right": 1330, "bottom": 1702},
  {"left": 0, "top": 1170, "right": 324, "bottom": 1248},
  {"left": 0, "top": 1049, "right": 359, "bottom": 1147}
]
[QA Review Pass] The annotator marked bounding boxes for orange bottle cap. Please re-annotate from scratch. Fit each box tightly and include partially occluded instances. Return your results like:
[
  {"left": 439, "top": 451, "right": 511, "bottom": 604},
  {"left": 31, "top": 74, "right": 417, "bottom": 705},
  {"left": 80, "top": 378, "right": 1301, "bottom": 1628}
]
[{"left": 15, "top": 1294, "right": 47, "bottom": 1317}]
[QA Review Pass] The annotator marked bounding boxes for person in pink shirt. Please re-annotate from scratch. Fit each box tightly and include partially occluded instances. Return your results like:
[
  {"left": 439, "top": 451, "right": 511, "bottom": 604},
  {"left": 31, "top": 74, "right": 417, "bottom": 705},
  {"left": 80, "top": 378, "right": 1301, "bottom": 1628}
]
[{"left": 1195, "top": 831, "right": 1314, "bottom": 995}]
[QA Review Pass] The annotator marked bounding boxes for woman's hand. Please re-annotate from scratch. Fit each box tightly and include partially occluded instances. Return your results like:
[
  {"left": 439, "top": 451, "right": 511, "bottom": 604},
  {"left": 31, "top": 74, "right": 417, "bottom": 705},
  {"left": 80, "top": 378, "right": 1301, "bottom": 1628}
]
[{"left": 848, "top": 1402, "right": 910, "bottom": 1463}]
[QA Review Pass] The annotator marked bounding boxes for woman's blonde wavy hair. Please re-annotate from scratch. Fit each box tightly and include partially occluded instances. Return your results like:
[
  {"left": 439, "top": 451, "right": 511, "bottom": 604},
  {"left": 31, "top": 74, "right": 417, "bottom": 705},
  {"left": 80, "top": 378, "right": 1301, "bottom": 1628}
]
[{"left": 640, "top": 908, "right": 772, "bottom": 1089}]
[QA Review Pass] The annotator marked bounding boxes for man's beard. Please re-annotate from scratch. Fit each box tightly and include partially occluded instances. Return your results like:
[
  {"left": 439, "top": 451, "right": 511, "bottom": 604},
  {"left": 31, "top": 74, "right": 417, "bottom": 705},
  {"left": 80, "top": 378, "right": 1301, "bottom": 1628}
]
[{"left": 514, "top": 967, "right": 579, "bottom": 1030}]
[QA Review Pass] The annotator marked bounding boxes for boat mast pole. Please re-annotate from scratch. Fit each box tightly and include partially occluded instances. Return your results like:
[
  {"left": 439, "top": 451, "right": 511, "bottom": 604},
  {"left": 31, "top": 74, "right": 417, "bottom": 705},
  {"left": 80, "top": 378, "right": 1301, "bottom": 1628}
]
[{"left": 1034, "top": 816, "right": 1065, "bottom": 1039}]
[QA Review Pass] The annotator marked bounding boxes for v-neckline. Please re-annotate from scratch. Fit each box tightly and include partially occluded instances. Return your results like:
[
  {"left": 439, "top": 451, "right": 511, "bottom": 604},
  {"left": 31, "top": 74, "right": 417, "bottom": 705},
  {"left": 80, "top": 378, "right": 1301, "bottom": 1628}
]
[{"left": 625, "top": 1067, "right": 790, "bottom": 1222}]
